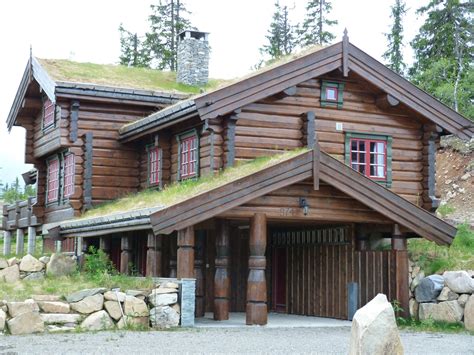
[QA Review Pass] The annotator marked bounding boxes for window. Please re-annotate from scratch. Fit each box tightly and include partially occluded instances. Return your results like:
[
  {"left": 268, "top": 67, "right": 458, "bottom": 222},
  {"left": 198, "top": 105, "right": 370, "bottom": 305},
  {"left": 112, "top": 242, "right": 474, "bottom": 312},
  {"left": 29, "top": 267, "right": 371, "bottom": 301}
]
[
  {"left": 47, "top": 157, "right": 60, "bottom": 203},
  {"left": 178, "top": 131, "right": 199, "bottom": 180},
  {"left": 63, "top": 153, "right": 75, "bottom": 198},
  {"left": 43, "top": 98, "right": 55, "bottom": 129},
  {"left": 321, "top": 80, "right": 345, "bottom": 109},
  {"left": 148, "top": 146, "right": 161, "bottom": 186},
  {"left": 345, "top": 133, "right": 392, "bottom": 187}
]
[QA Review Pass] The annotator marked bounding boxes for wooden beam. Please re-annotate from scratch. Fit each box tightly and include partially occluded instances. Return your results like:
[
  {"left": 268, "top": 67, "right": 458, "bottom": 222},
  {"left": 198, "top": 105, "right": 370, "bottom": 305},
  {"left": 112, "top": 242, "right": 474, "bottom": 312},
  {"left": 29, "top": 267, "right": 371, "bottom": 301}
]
[
  {"left": 342, "top": 28, "right": 349, "bottom": 77},
  {"left": 375, "top": 94, "right": 400, "bottom": 110},
  {"left": 246, "top": 213, "right": 268, "bottom": 325},
  {"left": 214, "top": 219, "right": 231, "bottom": 321},
  {"left": 304, "top": 111, "right": 315, "bottom": 149},
  {"left": 392, "top": 224, "right": 409, "bottom": 318},
  {"left": 226, "top": 115, "right": 238, "bottom": 167},
  {"left": 275, "top": 86, "right": 297, "bottom": 99},
  {"left": 99, "top": 236, "right": 111, "bottom": 254},
  {"left": 21, "top": 98, "right": 42, "bottom": 110},
  {"left": 313, "top": 135, "right": 320, "bottom": 191},
  {"left": 427, "top": 132, "right": 441, "bottom": 211},
  {"left": 120, "top": 235, "right": 132, "bottom": 274},
  {"left": 146, "top": 232, "right": 162, "bottom": 277},
  {"left": 69, "top": 100, "right": 80, "bottom": 143},
  {"left": 177, "top": 226, "right": 195, "bottom": 279},
  {"left": 194, "top": 230, "right": 206, "bottom": 317},
  {"left": 83, "top": 132, "right": 93, "bottom": 211},
  {"left": 169, "top": 234, "right": 177, "bottom": 278}
]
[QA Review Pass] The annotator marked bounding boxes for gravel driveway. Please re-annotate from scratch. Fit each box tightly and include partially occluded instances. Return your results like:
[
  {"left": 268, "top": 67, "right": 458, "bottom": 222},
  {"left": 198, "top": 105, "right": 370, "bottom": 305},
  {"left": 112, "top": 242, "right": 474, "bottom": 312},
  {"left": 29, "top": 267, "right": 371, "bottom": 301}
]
[{"left": 1, "top": 327, "right": 473, "bottom": 355}]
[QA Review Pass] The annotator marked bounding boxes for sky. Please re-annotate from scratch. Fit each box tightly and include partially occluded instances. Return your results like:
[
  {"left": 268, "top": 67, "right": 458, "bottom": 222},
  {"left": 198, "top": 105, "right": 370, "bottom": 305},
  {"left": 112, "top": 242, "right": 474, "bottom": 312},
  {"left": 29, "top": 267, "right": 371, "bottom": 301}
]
[{"left": 0, "top": 0, "right": 426, "bottom": 187}]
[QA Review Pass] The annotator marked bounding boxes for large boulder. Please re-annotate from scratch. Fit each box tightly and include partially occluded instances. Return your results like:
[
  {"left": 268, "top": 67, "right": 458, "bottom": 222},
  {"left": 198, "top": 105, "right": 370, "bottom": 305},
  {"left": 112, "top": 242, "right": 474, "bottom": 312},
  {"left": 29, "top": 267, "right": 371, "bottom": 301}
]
[
  {"left": 117, "top": 315, "right": 149, "bottom": 329},
  {"left": 409, "top": 298, "right": 419, "bottom": 320},
  {"left": 150, "top": 306, "right": 180, "bottom": 328},
  {"left": 39, "top": 256, "right": 50, "bottom": 264},
  {"left": 80, "top": 310, "right": 114, "bottom": 331},
  {"left": 7, "top": 299, "right": 39, "bottom": 317},
  {"left": 443, "top": 271, "right": 474, "bottom": 294},
  {"left": 0, "top": 309, "right": 6, "bottom": 331},
  {"left": 464, "top": 295, "right": 474, "bottom": 332},
  {"left": 66, "top": 288, "right": 107, "bottom": 303},
  {"left": 104, "top": 301, "right": 122, "bottom": 321},
  {"left": 104, "top": 290, "right": 126, "bottom": 303},
  {"left": 148, "top": 290, "right": 178, "bottom": 307},
  {"left": 19, "top": 254, "right": 44, "bottom": 272},
  {"left": 124, "top": 295, "right": 149, "bottom": 317},
  {"left": 0, "top": 264, "right": 20, "bottom": 283},
  {"left": 40, "top": 313, "right": 81, "bottom": 325},
  {"left": 418, "top": 300, "right": 463, "bottom": 323},
  {"left": 32, "top": 294, "right": 62, "bottom": 302},
  {"left": 46, "top": 253, "right": 77, "bottom": 277},
  {"left": 38, "top": 301, "right": 70, "bottom": 314},
  {"left": 458, "top": 294, "right": 470, "bottom": 307},
  {"left": 0, "top": 258, "right": 8, "bottom": 269},
  {"left": 23, "top": 272, "right": 45, "bottom": 281},
  {"left": 415, "top": 275, "right": 444, "bottom": 303},
  {"left": 70, "top": 294, "right": 104, "bottom": 314},
  {"left": 436, "top": 287, "right": 459, "bottom": 302},
  {"left": 7, "top": 311, "right": 44, "bottom": 335},
  {"left": 349, "top": 294, "right": 403, "bottom": 355}
]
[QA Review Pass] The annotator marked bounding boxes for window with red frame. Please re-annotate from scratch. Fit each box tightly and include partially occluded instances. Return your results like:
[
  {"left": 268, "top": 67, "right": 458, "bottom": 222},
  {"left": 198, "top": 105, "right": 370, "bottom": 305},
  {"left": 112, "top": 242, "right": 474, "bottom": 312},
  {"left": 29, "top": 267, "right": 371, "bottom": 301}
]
[
  {"left": 179, "top": 135, "right": 198, "bottom": 179},
  {"left": 47, "top": 158, "right": 60, "bottom": 203},
  {"left": 148, "top": 146, "right": 161, "bottom": 186},
  {"left": 350, "top": 139, "right": 386, "bottom": 179},
  {"left": 43, "top": 98, "right": 55, "bottom": 128},
  {"left": 63, "top": 154, "right": 75, "bottom": 198}
]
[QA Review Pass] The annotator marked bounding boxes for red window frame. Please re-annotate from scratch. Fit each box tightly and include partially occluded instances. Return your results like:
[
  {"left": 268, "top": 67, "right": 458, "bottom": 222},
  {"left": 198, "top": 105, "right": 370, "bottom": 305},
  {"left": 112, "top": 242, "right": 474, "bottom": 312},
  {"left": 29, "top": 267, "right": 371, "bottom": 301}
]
[
  {"left": 350, "top": 138, "right": 387, "bottom": 180},
  {"left": 43, "top": 98, "right": 55, "bottom": 128},
  {"left": 148, "top": 147, "right": 161, "bottom": 186},
  {"left": 180, "top": 135, "right": 197, "bottom": 179},
  {"left": 63, "top": 154, "right": 75, "bottom": 198},
  {"left": 47, "top": 158, "right": 60, "bottom": 203},
  {"left": 325, "top": 86, "right": 338, "bottom": 101}
]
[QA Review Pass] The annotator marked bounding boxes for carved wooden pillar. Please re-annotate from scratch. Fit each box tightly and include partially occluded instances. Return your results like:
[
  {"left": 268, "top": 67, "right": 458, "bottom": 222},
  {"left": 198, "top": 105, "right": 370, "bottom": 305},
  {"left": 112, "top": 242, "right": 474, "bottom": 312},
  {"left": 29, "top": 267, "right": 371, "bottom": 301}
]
[
  {"left": 246, "top": 213, "right": 267, "bottom": 325},
  {"left": 392, "top": 224, "right": 409, "bottom": 318},
  {"left": 99, "top": 237, "right": 111, "bottom": 254},
  {"left": 194, "top": 230, "right": 206, "bottom": 317},
  {"left": 16, "top": 229, "right": 25, "bottom": 255},
  {"left": 120, "top": 235, "right": 132, "bottom": 274},
  {"left": 177, "top": 226, "right": 195, "bottom": 279},
  {"left": 146, "top": 232, "right": 162, "bottom": 277},
  {"left": 169, "top": 234, "right": 177, "bottom": 278},
  {"left": 214, "top": 219, "right": 230, "bottom": 320}
]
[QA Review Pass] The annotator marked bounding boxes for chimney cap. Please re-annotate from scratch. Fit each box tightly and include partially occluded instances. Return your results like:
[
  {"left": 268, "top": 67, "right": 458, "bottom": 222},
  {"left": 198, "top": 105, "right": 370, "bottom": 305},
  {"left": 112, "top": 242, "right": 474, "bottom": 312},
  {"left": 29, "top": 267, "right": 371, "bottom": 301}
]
[{"left": 178, "top": 30, "right": 209, "bottom": 41}]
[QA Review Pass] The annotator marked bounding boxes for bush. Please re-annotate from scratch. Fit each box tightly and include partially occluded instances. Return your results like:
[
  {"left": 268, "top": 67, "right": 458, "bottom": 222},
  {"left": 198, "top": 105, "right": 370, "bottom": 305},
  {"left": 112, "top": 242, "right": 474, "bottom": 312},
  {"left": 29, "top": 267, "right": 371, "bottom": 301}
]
[
  {"left": 452, "top": 223, "right": 474, "bottom": 249},
  {"left": 83, "top": 246, "right": 117, "bottom": 279}
]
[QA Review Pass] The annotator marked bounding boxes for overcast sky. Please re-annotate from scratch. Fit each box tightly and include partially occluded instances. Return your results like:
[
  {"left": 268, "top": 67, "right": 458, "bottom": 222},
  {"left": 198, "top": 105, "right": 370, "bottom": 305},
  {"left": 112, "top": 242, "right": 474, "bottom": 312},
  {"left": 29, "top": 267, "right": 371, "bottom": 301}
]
[{"left": 0, "top": 0, "right": 426, "bottom": 186}]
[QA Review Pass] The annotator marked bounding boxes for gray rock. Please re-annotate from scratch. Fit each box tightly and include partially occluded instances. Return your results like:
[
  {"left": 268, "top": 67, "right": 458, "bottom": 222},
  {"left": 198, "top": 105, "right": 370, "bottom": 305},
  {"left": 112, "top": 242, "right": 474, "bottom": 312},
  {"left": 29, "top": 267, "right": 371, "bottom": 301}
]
[
  {"left": 349, "top": 294, "right": 403, "bottom": 355},
  {"left": 117, "top": 316, "right": 149, "bottom": 329},
  {"left": 46, "top": 253, "right": 76, "bottom": 277},
  {"left": 124, "top": 296, "right": 149, "bottom": 317},
  {"left": 32, "top": 294, "right": 62, "bottom": 302},
  {"left": 0, "top": 264, "right": 20, "bottom": 283},
  {"left": 7, "top": 311, "right": 44, "bottom": 335},
  {"left": 125, "top": 289, "right": 150, "bottom": 297},
  {"left": 437, "top": 287, "right": 459, "bottom": 302},
  {"left": 104, "top": 290, "right": 126, "bottom": 303},
  {"left": 148, "top": 291, "right": 178, "bottom": 307},
  {"left": 70, "top": 294, "right": 104, "bottom": 314},
  {"left": 464, "top": 295, "right": 474, "bottom": 331},
  {"left": 80, "top": 310, "right": 114, "bottom": 331},
  {"left": 104, "top": 301, "right": 122, "bottom": 321},
  {"left": 419, "top": 301, "right": 463, "bottom": 323},
  {"left": 23, "top": 272, "right": 45, "bottom": 281},
  {"left": 38, "top": 301, "right": 70, "bottom": 314},
  {"left": 415, "top": 275, "right": 444, "bottom": 303},
  {"left": 40, "top": 313, "right": 81, "bottom": 325},
  {"left": 7, "top": 299, "right": 39, "bottom": 317},
  {"left": 443, "top": 271, "right": 474, "bottom": 294},
  {"left": 46, "top": 325, "right": 76, "bottom": 333},
  {"left": 458, "top": 294, "right": 470, "bottom": 307},
  {"left": 409, "top": 298, "right": 418, "bottom": 320},
  {"left": 19, "top": 255, "right": 44, "bottom": 272},
  {"left": 0, "top": 309, "right": 5, "bottom": 331},
  {"left": 160, "top": 282, "right": 179, "bottom": 289},
  {"left": 150, "top": 306, "right": 180, "bottom": 328},
  {"left": 7, "top": 257, "right": 18, "bottom": 266},
  {"left": 0, "top": 258, "right": 8, "bottom": 269},
  {"left": 39, "top": 256, "right": 50, "bottom": 264},
  {"left": 66, "top": 288, "right": 107, "bottom": 303}
]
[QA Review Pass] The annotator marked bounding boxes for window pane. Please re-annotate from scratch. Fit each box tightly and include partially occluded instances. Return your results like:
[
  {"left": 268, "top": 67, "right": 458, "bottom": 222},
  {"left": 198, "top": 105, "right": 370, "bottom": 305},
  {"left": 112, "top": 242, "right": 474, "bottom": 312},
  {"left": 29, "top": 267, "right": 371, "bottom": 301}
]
[
  {"left": 370, "top": 165, "right": 375, "bottom": 176},
  {"left": 377, "top": 165, "right": 384, "bottom": 177},
  {"left": 377, "top": 142, "right": 384, "bottom": 153},
  {"left": 370, "top": 153, "right": 375, "bottom": 164},
  {"left": 359, "top": 153, "right": 365, "bottom": 163},
  {"left": 359, "top": 165, "right": 365, "bottom": 174},
  {"left": 326, "top": 87, "right": 337, "bottom": 101},
  {"left": 358, "top": 141, "right": 365, "bottom": 151},
  {"left": 351, "top": 152, "right": 357, "bottom": 162},
  {"left": 351, "top": 140, "right": 357, "bottom": 150},
  {"left": 377, "top": 154, "right": 384, "bottom": 165}
]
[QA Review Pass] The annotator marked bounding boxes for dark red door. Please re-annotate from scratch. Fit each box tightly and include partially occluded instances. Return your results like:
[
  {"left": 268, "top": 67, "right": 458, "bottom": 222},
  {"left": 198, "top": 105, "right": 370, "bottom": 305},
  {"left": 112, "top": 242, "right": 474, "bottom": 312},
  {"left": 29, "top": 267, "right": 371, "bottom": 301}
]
[{"left": 272, "top": 247, "right": 287, "bottom": 312}]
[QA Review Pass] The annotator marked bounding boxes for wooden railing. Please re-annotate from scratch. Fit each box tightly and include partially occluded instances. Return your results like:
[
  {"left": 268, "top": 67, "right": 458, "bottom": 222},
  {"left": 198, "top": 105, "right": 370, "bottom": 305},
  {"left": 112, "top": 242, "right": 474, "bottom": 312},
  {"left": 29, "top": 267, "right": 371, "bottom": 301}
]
[{"left": 1, "top": 197, "right": 39, "bottom": 231}]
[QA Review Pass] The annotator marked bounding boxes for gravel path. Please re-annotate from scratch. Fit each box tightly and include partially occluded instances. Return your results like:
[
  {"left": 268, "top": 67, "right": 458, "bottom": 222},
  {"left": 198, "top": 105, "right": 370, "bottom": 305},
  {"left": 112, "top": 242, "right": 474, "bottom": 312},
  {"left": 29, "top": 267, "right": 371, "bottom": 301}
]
[{"left": 1, "top": 327, "right": 472, "bottom": 354}]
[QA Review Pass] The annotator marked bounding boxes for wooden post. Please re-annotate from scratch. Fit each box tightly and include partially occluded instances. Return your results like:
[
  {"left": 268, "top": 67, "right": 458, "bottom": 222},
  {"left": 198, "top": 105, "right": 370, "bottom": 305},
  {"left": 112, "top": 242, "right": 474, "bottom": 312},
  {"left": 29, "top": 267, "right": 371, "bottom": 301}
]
[
  {"left": 27, "top": 226, "right": 36, "bottom": 255},
  {"left": 146, "top": 232, "right": 162, "bottom": 277},
  {"left": 169, "top": 234, "right": 177, "bottom": 278},
  {"left": 194, "top": 230, "right": 206, "bottom": 317},
  {"left": 177, "top": 226, "right": 195, "bottom": 279},
  {"left": 3, "top": 231, "right": 12, "bottom": 256},
  {"left": 246, "top": 213, "right": 268, "bottom": 325},
  {"left": 16, "top": 229, "right": 25, "bottom": 255},
  {"left": 392, "top": 224, "right": 409, "bottom": 318},
  {"left": 99, "top": 237, "right": 111, "bottom": 254},
  {"left": 214, "top": 219, "right": 231, "bottom": 320},
  {"left": 120, "top": 235, "right": 132, "bottom": 274}
]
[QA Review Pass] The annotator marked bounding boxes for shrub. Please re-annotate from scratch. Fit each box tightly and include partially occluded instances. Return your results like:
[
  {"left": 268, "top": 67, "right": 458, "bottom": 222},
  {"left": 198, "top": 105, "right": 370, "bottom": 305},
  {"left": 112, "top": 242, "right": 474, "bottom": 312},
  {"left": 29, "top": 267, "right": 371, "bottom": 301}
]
[{"left": 83, "top": 246, "right": 117, "bottom": 279}]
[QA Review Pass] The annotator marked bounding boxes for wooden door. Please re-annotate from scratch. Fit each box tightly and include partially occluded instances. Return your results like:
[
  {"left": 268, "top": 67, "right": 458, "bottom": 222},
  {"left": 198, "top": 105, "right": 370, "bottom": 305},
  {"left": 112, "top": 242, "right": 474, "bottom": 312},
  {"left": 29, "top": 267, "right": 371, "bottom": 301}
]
[{"left": 272, "top": 247, "right": 287, "bottom": 312}]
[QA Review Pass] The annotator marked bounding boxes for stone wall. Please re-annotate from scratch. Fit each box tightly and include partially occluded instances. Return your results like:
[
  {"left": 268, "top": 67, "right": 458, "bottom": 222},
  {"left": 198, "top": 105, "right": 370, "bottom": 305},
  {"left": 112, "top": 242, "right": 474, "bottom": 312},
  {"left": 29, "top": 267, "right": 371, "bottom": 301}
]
[{"left": 408, "top": 261, "right": 474, "bottom": 331}]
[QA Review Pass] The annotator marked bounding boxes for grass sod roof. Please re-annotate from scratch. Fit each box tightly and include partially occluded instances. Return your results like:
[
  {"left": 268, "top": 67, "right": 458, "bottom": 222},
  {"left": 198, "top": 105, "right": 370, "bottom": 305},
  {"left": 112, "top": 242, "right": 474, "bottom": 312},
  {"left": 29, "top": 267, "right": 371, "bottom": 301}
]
[
  {"left": 36, "top": 58, "right": 225, "bottom": 94},
  {"left": 81, "top": 149, "right": 309, "bottom": 220}
]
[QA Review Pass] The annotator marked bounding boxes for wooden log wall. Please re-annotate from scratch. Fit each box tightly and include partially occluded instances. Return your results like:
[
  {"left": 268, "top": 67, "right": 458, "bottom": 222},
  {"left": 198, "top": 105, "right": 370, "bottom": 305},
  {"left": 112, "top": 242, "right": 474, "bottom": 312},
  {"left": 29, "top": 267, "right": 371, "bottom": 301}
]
[
  {"left": 233, "top": 71, "right": 425, "bottom": 206},
  {"left": 201, "top": 118, "right": 224, "bottom": 176},
  {"left": 421, "top": 123, "right": 441, "bottom": 211}
]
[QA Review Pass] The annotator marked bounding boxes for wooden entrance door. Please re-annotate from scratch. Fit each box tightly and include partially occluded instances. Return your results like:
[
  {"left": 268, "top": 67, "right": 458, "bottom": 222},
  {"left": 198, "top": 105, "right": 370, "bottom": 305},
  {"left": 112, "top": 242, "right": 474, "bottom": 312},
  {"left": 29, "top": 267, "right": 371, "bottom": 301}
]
[{"left": 272, "top": 247, "right": 287, "bottom": 312}]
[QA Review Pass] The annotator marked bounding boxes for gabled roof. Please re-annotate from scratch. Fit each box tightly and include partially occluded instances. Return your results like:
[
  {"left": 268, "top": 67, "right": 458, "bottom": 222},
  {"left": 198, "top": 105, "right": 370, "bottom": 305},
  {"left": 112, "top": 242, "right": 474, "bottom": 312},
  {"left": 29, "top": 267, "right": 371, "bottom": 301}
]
[{"left": 150, "top": 149, "right": 456, "bottom": 245}]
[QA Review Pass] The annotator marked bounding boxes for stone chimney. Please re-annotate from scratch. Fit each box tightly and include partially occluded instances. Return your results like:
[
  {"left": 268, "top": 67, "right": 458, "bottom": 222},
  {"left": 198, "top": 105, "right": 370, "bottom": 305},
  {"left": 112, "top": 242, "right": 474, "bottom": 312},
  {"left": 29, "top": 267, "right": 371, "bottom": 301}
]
[{"left": 177, "top": 30, "right": 209, "bottom": 87}]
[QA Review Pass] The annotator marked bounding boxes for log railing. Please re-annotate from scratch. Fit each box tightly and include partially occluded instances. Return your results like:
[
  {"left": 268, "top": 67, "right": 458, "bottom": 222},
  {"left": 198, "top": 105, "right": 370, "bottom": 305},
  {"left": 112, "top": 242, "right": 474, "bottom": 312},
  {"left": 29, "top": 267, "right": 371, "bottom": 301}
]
[{"left": 1, "top": 197, "right": 39, "bottom": 231}]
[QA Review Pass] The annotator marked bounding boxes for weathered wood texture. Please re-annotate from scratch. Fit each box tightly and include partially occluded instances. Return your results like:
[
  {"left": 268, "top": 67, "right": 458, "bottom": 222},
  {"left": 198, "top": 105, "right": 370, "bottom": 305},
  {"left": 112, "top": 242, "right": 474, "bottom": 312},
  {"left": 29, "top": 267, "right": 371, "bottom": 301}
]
[
  {"left": 214, "top": 219, "right": 231, "bottom": 320},
  {"left": 177, "top": 226, "right": 195, "bottom": 278}
]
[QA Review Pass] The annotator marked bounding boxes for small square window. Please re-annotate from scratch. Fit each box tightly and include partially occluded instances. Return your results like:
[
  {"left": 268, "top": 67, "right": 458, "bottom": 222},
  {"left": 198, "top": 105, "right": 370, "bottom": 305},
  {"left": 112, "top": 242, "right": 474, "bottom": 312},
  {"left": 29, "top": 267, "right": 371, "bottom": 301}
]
[
  {"left": 326, "top": 87, "right": 338, "bottom": 101},
  {"left": 321, "top": 80, "right": 345, "bottom": 109}
]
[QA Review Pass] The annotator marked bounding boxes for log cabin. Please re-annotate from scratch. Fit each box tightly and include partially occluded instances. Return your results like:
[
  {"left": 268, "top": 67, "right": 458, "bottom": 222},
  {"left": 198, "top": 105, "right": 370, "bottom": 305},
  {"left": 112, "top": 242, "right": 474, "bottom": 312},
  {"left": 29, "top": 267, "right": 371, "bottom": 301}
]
[{"left": 3, "top": 30, "right": 473, "bottom": 324}]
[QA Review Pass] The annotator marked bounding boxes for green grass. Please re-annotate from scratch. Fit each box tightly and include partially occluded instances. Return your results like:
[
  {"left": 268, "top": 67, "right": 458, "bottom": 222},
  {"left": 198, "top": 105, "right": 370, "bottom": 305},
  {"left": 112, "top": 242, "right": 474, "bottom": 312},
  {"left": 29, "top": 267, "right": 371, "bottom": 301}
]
[
  {"left": 436, "top": 203, "right": 456, "bottom": 217},
  {"left": 398, "top": 318, "right": 471, "bottom": 334},
  {"left": 37, "top": 58, "right": 225, "bottom": 94},
  {"left": 0, "top": 236, "right": 44, "bottom": 258},
  {"left": 82, "top": 149, "right": 309, "bottom": 219},
  {"left": 408, "top": 223, "right": 474, "bottom": 274}
]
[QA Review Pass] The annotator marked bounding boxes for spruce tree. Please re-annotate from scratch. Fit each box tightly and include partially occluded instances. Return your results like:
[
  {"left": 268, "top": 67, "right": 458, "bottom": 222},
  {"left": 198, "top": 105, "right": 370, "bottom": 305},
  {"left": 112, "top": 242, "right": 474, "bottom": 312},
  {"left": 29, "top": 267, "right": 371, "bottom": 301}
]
[
  {"left": 410, "top": 0, "right": 473, "bottom": 117},
  {"left": 299, "top": 0, "right": 338, "bottom": 46},
  {"left": 118, "top": 24, "right": 152, "bottom": 68},
  {"left": 382, "top": 0, "right": 407, "bottom": 75}
]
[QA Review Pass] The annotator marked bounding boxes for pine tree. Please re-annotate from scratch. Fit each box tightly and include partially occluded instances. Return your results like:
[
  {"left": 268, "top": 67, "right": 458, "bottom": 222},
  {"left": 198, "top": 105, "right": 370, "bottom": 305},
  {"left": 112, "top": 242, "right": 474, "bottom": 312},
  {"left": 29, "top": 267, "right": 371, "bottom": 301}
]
[
  {"left": 118, "top": 24, "right": 152, "bottom": 68},
  {"left": 383, "top": 0, "right": 407, "bottom": 75},
  {"left": 259, "top": 1, "right": 296, "bottom": 64},
  {"left": 299, "top": 0, "right": 338, "bottom": 46},
  {"left": 410, "top": 0, "right": 473, "bottom": 117}
]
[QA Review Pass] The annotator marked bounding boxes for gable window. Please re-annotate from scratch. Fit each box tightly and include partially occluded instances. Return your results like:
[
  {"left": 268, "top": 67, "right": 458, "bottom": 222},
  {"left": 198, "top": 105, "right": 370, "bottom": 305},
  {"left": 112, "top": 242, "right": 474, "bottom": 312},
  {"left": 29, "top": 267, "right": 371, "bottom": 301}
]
[
  {"left": 177, "top": 131, "right": 199, "bottom": 180},
  {"left": 345, "top": 133, "right": 392, "bottom": 187},
  {"left": 148, "top": 146, "right": 161, "bottom": 186},
  {"left": 46, "top": 157, "right": 60, "bottom": 203},
  {"left": 63, "top": 153, "right": 75, "bottom": 198},
  {"left": 321, "top": 80, "right": 345, "bottom": 109},
  {"left": 43, "top": 98, "right": 55, "bottom": 129}
]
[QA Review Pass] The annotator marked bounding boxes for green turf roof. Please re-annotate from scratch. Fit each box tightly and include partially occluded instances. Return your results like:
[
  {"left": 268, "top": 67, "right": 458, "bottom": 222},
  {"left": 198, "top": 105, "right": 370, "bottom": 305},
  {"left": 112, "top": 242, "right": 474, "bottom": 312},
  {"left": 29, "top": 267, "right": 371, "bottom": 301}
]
[{"left": 36, "top": 58, "right": 225, "bottom": 94}]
